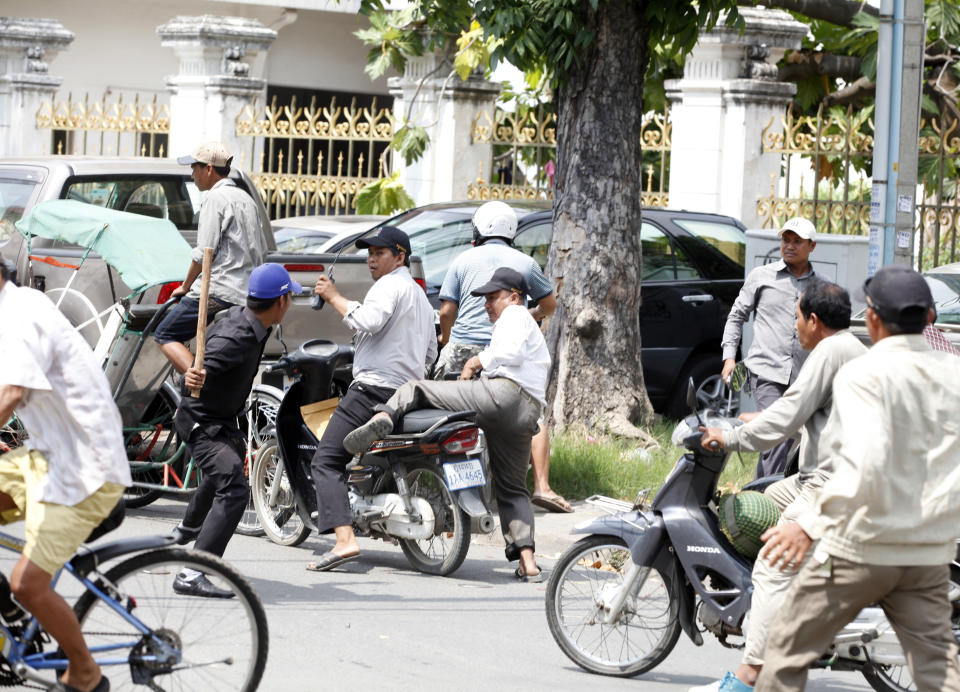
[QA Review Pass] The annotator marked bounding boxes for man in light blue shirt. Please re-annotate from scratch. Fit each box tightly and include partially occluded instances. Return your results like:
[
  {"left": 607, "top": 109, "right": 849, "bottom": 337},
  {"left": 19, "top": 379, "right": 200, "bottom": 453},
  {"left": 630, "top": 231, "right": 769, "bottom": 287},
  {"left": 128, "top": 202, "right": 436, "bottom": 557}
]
[{"left": 434, "top": 202, "right": 570, "bottom": 513}]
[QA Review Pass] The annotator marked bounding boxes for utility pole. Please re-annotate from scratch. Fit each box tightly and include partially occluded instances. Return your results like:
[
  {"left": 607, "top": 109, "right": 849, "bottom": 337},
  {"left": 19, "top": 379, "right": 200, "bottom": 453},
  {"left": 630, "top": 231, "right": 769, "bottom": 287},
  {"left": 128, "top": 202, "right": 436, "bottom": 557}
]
[{"left": 869, "top": 0, "right": 925, "bottom": 273}]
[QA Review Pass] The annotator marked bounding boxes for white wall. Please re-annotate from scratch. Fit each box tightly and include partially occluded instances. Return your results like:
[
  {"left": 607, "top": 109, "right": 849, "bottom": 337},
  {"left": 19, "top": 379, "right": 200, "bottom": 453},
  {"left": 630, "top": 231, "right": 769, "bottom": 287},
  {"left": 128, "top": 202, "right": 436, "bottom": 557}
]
[{"left": 0, "top": 0, "right": 389, "bottom": 98}]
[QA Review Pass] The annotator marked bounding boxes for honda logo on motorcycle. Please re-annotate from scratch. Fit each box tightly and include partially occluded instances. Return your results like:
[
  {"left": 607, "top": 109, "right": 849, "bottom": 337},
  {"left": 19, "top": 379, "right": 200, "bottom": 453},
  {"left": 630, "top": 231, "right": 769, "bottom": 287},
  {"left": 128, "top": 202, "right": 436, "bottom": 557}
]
[{"left": 686, "top": 545, "right": 722, "bottom": 554}]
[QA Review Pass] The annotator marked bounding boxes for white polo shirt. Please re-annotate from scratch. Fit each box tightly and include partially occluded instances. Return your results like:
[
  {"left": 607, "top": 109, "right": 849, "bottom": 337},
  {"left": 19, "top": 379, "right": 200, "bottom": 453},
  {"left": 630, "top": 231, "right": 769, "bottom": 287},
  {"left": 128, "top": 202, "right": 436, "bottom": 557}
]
[
  {"left": 478, "top": 304, "right": 551, "bottom": 406},
  {"left": 0, "top": 281, "right": 131, "bottom": 505}
]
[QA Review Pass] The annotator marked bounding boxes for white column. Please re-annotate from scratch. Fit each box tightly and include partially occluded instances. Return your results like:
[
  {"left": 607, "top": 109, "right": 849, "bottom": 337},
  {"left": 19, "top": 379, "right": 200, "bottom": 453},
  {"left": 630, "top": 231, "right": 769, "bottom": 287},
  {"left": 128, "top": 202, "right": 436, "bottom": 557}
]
[
  {"left": 0, "top": 18, "right": 74, "bottom": 158},
  {"left": 389, "top": 52, "right": 500, "bottom": 204},
  {"left": 157, "top": 16, "right": 276, "bottom": 164},
  {"left": 666, "top": 7, "right": 807, "bottom": 227}
]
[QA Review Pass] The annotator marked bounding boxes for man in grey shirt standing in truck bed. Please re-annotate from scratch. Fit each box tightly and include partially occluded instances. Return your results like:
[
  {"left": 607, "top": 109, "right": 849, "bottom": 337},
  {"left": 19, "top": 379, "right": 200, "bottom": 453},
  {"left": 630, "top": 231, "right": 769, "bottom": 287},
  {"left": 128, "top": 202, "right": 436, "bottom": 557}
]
[{"left": 721, "top": 217, "right": 820, "bottom": 477}]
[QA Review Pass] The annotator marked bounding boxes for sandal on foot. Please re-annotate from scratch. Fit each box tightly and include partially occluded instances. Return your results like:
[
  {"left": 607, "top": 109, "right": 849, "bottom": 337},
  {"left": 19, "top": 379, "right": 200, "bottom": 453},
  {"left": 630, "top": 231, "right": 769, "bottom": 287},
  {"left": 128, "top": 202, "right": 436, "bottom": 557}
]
[
  {"left": 514, "top": 566, "right": 545, "bottom": 583},
  {"left": 307, "top": 551, "right": 359, "bottom": 572},
  {"left": 531, "top": 492, "right": 573, "bottom": 513}
]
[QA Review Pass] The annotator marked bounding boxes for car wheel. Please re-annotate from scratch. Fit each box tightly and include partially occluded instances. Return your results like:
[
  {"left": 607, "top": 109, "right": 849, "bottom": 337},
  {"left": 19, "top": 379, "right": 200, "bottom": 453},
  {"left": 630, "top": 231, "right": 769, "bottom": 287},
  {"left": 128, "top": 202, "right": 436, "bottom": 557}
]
[{"left": 665, "top": 355, "right": 733, "bottom": 419}]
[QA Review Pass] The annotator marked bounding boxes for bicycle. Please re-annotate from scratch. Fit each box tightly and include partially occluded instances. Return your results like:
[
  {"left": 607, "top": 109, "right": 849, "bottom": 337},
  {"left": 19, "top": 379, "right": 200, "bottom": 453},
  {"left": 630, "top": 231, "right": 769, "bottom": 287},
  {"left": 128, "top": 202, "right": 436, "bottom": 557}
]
[{"left": 0, "top": 512, "right": 268, "bottom": 690}]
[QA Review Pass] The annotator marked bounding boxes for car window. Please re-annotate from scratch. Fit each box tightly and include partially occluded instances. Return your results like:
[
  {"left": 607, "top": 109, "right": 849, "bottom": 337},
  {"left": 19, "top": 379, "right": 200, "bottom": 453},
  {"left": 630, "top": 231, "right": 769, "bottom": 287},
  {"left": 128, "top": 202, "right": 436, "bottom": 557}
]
[
  {"left": 63, "top": 176, "right": 197, "bottom": 230},
  {"left": 926, "top": 273, "right": 960, "bottom": 325},
  {"left": 673, "top": 218, "right": 746, "bottom": 266},
  {"left": 388, "top": 211, "right": 475, "bottom": 286},
  {"left": 641, "top": 223, "right": 678, "bottom": 281},
  {"left": 273, "top": 228, "right": 336, "bottom": 254},
  {"left": 0, "top": 178, "right": 39, "bottom": 247},
  {"left": 514, "top": 222, "right": 552, "bottom": 270}
]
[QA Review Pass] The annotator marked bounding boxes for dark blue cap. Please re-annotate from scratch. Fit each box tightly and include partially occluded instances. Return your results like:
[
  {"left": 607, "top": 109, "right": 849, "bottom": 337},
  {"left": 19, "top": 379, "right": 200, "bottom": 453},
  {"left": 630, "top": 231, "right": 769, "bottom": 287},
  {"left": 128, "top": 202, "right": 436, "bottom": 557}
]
[
  {"left": 355, "top": 225, "right": 411, "bottom": 256},
  {"left": 470, "top": 267, "right": 528, "bottom": 297},
  {"left": 248, "top": 263, "right": 303, "bottom": 299}
]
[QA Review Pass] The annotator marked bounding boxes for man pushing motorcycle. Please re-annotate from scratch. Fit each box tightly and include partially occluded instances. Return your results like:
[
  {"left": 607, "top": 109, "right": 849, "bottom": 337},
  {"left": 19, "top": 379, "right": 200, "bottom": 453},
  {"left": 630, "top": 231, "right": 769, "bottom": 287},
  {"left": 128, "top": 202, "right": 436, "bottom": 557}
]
[
  {"left": 344, "top": 267, "right": 550, "bottom": 582},
  {"left": 755, "top": 265, "right": 960, "bottom": 691},
  {"left": 693, "top": 279, "right": 866, "bottom": 692}
]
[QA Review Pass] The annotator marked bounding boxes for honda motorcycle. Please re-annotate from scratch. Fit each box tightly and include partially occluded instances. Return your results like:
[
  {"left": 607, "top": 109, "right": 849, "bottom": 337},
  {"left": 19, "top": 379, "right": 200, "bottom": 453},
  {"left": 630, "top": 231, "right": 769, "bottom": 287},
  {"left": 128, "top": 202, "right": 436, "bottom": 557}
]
[
  {"left": 250, "top": 339, "right": 496, "bottom": 576},
  {"left": 544, "top": 381, "right": 960, "bottom": 692}
]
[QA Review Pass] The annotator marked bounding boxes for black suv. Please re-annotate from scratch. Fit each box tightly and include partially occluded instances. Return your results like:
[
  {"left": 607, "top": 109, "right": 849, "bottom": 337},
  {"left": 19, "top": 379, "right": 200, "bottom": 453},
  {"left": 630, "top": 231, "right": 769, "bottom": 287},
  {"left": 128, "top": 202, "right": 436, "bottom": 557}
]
[{"left": 329, "top": 201, "right": 747, "bottom": 418}]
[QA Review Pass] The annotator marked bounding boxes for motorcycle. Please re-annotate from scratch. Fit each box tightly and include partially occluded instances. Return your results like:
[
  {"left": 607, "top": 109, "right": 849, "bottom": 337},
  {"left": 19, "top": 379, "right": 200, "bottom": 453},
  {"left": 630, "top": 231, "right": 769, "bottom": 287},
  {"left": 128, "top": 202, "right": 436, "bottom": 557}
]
[
  {"left": 544, "top": 380, "right": 960, "bottom": 692},
  {"left": 249, "top": 338, "right": 497, "bottom": 576}
]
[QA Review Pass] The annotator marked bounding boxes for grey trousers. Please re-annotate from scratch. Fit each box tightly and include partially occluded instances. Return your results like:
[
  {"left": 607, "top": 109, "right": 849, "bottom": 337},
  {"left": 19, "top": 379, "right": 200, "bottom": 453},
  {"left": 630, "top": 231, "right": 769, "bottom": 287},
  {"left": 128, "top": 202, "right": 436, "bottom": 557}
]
[
  {"left": 382, "top": 377, "right": 541, "bottom": 560},
  {"left": 751, "top": 374, "right": 794, "bottom": 478},
  {"left": 757, "top": 558, "right": 960, "bottom": 692},
  {"left": 742, "top": 476, "right": 810, "bottom": 666}
]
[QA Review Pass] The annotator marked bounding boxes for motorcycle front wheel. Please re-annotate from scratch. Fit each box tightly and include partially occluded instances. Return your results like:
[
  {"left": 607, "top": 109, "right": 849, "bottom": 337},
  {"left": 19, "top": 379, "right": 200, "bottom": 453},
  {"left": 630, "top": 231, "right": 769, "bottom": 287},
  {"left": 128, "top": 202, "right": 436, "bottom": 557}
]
[
  {"left": 545, "top": 534, "right": 681, "bottom": 677},
  {"left": 250, "top": 438, "right": 311, "bottom": 547},
  {"left": 398, "top": 465, "right": 470, "bottom": 576}
]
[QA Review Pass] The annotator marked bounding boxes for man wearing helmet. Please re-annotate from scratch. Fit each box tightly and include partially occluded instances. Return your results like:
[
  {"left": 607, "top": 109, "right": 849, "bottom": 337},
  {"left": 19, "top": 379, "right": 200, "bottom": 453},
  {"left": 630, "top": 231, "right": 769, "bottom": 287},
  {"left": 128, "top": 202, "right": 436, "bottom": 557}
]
[
  {"left": 720, "top": 217, "right": 820, "bottom": 478},
  {"left": 434, "top": 201, "right": 568, "bottom": 513}
]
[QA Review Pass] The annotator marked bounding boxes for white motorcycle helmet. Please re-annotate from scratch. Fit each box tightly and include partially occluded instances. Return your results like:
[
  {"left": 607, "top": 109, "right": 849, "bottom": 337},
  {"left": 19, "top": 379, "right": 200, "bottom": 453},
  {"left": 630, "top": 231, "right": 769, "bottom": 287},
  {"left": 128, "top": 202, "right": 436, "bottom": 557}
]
[{"left": 472, "top": 201, "right": 518, "bottom": 241}]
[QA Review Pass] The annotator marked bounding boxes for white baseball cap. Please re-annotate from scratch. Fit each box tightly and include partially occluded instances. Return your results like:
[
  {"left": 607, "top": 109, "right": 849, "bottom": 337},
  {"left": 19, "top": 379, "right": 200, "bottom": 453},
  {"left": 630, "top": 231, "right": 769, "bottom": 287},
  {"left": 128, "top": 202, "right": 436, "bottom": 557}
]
[
  {"left": 177, "top": 141, "right": 233, "bottom": 168},
  {"left": 778, "top": 217, "right": 816, "bottom": 241}
]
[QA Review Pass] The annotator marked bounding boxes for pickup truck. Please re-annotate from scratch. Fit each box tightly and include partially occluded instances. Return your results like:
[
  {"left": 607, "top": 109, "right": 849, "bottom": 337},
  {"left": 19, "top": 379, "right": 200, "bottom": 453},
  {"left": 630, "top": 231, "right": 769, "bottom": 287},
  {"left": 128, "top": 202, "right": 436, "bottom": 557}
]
[{"left": 0, "top": 156, "right": 425, "bottom": 358}]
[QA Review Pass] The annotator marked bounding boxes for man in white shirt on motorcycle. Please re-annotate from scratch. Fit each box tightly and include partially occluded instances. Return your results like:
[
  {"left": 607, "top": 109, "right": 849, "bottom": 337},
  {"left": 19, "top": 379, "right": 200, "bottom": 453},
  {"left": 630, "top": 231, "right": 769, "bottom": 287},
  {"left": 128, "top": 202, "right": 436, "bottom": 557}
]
[{"left": 344, "top": 267, "right": 550, "bottom": 581}]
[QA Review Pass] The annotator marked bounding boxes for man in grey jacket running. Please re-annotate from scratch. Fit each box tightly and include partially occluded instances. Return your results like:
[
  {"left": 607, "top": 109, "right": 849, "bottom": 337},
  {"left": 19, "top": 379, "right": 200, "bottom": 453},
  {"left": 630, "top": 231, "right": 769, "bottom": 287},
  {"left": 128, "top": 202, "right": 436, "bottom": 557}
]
[
  {"left": 757, "top": 265, "right": 960, "bottom": 692},
  {"left": 693, "top": 280, "right": 866, "bottom": 692}
]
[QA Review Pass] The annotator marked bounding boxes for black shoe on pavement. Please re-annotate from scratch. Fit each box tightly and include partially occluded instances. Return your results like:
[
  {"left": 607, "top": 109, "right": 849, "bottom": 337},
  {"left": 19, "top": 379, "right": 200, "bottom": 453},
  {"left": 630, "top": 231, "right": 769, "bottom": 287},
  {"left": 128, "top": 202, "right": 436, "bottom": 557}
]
[
  {"left": 172, "top": 573, "right": 235, "bottom": 599},
  {"left": 171, "top": 523, "right": 201, "bottom": 545}
]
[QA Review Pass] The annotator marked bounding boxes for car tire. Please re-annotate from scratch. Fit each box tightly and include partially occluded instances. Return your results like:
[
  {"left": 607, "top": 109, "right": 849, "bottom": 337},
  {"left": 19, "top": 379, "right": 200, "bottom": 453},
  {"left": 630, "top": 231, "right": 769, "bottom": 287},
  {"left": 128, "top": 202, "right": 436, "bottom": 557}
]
[{"left": 665, "top": 354, "right": 723, "bottom": 420}]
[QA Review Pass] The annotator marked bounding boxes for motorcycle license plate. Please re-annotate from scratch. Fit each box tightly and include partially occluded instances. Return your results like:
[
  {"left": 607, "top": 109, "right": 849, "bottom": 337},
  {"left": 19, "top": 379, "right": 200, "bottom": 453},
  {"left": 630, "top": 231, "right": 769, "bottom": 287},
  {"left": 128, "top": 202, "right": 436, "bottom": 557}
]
[{"left": 442, "top": 459, "right": 485, "bottom": 491}]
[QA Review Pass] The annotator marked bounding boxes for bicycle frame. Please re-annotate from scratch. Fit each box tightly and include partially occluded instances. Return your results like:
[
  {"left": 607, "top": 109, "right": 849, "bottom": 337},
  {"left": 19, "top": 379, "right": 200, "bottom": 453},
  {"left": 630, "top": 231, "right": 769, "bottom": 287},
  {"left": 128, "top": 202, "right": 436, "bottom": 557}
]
[{"left": 0, "top": 529, "right": 177, "bottom": 683}]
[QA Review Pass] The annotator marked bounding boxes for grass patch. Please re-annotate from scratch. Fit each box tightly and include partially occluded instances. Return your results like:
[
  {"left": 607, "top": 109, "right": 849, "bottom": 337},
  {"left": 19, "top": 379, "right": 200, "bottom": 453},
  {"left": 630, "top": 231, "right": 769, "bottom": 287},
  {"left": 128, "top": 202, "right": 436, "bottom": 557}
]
[{"left": 537, "top": 420, "right": 757, "bottom": 503}]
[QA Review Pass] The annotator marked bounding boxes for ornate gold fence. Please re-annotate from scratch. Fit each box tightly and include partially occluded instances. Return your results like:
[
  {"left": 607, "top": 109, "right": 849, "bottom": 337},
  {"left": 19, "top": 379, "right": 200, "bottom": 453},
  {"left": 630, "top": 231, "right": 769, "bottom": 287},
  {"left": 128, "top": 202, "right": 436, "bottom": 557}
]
[
  {"left": 468, "top": 106, "right": 672, "bottom": 207},
  {"left": 35, "top": 92, "right": 169, "bottom": 157},
  {"left": 235, "top": 95, "right": 393, "bottom": 219},
  {"left": 756, "top": 104, "right": 960, "bottom": 269}
]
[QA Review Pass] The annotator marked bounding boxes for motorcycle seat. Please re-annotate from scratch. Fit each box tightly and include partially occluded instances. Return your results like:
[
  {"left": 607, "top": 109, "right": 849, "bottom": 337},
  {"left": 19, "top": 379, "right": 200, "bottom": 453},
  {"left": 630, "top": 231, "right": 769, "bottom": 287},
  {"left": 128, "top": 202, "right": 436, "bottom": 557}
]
[{"left": 399, "top": 408, "right": 477, "bottom": 433}]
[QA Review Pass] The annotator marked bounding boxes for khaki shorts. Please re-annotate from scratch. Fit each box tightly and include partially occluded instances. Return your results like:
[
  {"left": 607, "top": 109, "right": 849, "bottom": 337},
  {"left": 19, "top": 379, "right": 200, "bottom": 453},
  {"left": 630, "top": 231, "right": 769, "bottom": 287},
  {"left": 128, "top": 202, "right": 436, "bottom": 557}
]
[{"left": 0, "top": 447, "right": 125, "bottom": 575}]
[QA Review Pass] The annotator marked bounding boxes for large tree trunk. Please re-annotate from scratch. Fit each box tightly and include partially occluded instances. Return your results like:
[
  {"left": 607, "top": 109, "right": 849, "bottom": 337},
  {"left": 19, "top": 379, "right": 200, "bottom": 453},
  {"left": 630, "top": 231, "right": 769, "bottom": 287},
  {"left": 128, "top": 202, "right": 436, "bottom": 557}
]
[{"left": 545, "top": 0, "right": 654, "bottom": 444}]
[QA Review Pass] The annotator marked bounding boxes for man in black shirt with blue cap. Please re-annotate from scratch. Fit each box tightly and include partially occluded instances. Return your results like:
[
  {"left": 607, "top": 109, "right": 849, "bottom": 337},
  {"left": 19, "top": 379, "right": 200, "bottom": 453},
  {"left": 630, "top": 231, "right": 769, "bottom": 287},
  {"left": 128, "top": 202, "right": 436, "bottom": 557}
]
[{"left": 171, "top": 263, "right": 300, "bottom": 597}]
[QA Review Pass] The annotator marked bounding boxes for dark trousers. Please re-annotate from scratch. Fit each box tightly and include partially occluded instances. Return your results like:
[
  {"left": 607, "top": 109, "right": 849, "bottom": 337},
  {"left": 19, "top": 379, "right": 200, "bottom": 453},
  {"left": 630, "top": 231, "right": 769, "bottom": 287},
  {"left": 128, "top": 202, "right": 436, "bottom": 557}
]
[
  {"left": 310, "top": 381, "right": 395, "bottom": 533},
  {"left": 179, "top": 422, "right": 249, "bottom": 557},
  {"left": 751, "top": 374, "right": 794, "bottom": 479}
]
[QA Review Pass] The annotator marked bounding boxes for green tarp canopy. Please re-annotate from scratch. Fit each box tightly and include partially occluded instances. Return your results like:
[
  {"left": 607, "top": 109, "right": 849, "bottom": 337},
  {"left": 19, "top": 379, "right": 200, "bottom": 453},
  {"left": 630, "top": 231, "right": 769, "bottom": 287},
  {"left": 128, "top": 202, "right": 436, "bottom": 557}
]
[{"left": 15, "top": 199, "right": 190, "bottom": 292}]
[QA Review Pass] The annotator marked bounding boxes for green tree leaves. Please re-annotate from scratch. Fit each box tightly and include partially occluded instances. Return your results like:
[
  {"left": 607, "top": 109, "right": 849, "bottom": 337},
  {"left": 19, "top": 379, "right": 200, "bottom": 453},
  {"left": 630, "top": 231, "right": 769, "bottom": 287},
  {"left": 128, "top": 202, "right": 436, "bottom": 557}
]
[{"left": 355, "top": 171, "right": 416, "bottom": 215}]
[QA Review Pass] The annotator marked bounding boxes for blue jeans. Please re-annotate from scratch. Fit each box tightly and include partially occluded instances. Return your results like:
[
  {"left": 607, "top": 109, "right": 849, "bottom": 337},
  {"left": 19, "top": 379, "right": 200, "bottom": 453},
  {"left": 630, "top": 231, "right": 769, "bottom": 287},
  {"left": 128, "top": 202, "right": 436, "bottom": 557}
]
[{"left": 153, "top": 296, "right": 233, "bottom": 344}]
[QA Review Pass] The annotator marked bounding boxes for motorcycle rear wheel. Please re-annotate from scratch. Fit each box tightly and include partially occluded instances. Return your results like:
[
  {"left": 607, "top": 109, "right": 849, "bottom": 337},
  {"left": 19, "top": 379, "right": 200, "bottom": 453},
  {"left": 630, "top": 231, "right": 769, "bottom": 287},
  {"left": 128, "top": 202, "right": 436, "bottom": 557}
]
[
  {"left": 251, "top": 439, "right": 311, "bottom": 547},
  {"left": 546, "top": 535, "right": 681, "bottom": 677},
  {"left": 398, "top": 465, "right": 470, "bottom": 576}
]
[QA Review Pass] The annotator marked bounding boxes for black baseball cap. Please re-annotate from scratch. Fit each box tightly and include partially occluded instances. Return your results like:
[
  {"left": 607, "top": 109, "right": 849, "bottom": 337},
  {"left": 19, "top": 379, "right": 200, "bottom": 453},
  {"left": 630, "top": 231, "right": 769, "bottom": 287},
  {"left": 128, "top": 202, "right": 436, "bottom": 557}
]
[
  {"left": 355, "top": 225, "right": 411, "bottom": 256},
  {"left": 855, "top": 264, "right": 933, "bottom": 330},
  {"left": 470, "top": 267, "right": 529, "bottom": 297}
]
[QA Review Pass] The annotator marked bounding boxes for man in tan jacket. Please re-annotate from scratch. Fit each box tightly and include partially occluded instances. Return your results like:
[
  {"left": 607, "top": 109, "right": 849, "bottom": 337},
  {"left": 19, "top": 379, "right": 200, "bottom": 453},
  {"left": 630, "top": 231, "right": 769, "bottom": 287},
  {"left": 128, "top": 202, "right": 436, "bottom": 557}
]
[{"left": 756, "top": 265, "right": 960, "bottom": 692}]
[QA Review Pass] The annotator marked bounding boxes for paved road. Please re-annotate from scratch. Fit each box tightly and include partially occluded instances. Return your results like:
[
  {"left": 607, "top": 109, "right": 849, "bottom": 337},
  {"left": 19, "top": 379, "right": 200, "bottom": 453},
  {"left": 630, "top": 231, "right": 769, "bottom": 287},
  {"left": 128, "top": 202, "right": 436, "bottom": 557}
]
[{"left": 6, "top": 499, "right": 873, "bottom": 691}]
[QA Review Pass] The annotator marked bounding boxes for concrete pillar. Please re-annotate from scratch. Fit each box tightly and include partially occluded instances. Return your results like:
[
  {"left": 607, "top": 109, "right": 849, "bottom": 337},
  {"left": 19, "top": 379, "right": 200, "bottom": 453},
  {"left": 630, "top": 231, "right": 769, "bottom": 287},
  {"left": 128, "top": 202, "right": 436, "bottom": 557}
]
[
  {"left": 389, "top": 51, "right": 500, "bottom": 204},
  {"left": 157, "top": 15, "right": 276, "bottom": 164},
  {"left": 0, "top": 18, "right": 74, "bottom": 158},
  {"left": 666, "top": 7, "right": 807, "bottom": 227}
]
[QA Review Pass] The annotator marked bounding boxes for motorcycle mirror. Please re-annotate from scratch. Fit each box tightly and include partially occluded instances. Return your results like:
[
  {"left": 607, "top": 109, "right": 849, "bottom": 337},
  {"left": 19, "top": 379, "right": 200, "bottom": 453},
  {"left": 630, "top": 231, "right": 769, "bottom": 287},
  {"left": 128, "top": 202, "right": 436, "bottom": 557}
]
[
  {"left": 686, "top": 377, "right": 705, "bottom": 427},
  {"left": 275, "top": 324, "right": 289, "bottom": 356}
]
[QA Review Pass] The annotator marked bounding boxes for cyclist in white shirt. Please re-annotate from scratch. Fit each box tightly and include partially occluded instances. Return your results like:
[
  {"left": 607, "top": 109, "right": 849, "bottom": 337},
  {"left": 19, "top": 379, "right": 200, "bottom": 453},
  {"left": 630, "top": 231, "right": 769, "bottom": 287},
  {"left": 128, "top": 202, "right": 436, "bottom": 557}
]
[
  {"left": 0, "top": 256, "right": 130, "bottom": 692},
  {"left": 345, "top": 267, "right": 550, "bottom": 581}
]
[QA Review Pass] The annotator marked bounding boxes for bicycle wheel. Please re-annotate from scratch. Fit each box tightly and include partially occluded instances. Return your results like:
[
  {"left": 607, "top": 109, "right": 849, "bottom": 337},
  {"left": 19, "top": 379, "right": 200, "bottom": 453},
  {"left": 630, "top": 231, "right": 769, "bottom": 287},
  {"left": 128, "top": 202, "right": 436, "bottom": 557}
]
[
  {"left": 398, "top": 465, "right": 470, "bottom": 576},
  {"left": 251, "top": 438, "right": 310, "bottom": 547},
  {"left": 545, "top": 535, "right": 681, "bottom": 677},
  {"left": 73, "top": 547, "right": 268, "bottom": 691},
  {"left": 236, "top": 387, "right": 282, "bottom": 537},
  {"left": 124, "top": 390, "right": 183, "bottom": 509}
]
